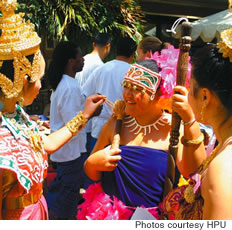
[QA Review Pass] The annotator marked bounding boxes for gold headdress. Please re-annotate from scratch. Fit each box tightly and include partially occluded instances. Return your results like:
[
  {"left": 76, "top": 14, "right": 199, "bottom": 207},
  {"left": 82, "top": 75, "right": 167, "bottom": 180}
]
[
  {"left": 218, "top": 28, "right": 232, "bottom": 62},
  {"left": 0, "top": 0, "right": 41, "bottom": 99}
]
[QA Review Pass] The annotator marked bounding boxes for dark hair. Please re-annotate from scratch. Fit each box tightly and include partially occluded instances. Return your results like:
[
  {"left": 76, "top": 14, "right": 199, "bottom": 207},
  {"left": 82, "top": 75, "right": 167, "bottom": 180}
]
[
  {"left": 47, "top": 41, "right": 80, "bottom": 90},
  {"left": 139, "top": 36, "right": 169, "bottom": 54},
  {"left": 116, "top": 36, "right": 137, "bottom": 58},
  {"left": 94, "top": 33, "right": 111, "bottom": 47},
  {"left": 136, "top": 59, "right": 159, "bottom": 73},
  {"left": 192, "top": 46, "right": 232, "bottom": 114}
]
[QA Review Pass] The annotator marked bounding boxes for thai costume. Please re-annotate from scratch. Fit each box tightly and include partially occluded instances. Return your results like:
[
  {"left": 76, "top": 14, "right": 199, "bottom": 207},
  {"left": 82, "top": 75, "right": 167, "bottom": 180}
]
[
  {"left": 0, "top": 105, "right": 48, "bottom": 219},
  {"left": 0, "top": 0, "right": 90, "bottom": 220},
  {"left": 0, "top": 0, "right": 48, "bottom": 219}
]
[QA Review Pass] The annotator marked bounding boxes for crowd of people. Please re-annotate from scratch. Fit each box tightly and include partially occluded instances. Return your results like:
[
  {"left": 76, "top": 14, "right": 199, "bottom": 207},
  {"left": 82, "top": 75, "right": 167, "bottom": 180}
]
[{"left": 0, "top": 0, "right": 231, "bottom": 220}]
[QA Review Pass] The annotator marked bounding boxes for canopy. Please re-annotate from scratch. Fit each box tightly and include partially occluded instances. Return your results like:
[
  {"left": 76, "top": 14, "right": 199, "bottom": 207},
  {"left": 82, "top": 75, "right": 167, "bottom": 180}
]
[{"left": 174, "top": 9, "right": 232, "bottom": 42}]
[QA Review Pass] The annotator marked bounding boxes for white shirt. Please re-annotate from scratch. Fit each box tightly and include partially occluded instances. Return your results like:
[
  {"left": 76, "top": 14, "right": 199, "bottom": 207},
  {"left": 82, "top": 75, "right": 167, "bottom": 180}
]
[
  {"left": 75, "top": 53, "right": 103, "bottom": 86},
  {"left": 82, "top": 59, "right": 130, "bottom": 139},
  {"left": 75, "top": 53, "right": 104, "bottom": 133},
  {"left": 50, "top": 74, "right": 86, "bottom": 162}
]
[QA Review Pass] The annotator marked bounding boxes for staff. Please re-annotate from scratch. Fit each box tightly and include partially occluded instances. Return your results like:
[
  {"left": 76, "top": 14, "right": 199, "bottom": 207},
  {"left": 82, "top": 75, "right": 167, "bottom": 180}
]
[
  {"left": 110, "top": 100, "right": 125, "bottom": 149},
  {"left": 163, "top": 21, "right": 193, "bottom": 197}
]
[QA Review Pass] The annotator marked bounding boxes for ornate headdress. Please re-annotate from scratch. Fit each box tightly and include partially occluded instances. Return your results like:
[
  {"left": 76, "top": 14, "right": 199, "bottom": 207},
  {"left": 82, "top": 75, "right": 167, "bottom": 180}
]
[
  {"left": 218, "top": 27, "right": 232, "bottom": 62},
  {"left": 121, "top": 63, "right": 161, "bottom": 100},
  {"left": 0, "top": 0, "right": 41, "bottom": 99}
]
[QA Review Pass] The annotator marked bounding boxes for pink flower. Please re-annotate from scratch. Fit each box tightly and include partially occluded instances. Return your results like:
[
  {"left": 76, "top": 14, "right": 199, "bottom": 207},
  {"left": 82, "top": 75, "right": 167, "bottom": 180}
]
[{"left": 147, "top": 45, "right": 192, "bottom": 98}]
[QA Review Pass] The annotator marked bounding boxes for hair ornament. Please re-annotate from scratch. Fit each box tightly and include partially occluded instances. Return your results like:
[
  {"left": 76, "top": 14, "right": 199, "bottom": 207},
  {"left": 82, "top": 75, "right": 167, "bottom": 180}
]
[
  {"left": 148, "top": 45, "right": 192, "bottom": 99},
  {"left": 217, "top": 28, "right": 232, "bottom": 62},
  {"left": 0, "top": 0, "right": 41, "bottom": 99},
  {"left": 0, "top": 0, "right": 41, "bottom": 61}
]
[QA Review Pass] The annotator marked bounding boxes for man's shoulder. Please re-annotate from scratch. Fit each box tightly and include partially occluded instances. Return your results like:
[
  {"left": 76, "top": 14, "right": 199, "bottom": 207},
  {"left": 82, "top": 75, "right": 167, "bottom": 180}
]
[
  {"left": 96, "top": 60, "right": 124, "bottom": 71},
  {"left": 58, "top": 75, "right": 81, "bottom": 92},
  {"left": 84, "top": 53, "right": 103, "bottom": 64}
]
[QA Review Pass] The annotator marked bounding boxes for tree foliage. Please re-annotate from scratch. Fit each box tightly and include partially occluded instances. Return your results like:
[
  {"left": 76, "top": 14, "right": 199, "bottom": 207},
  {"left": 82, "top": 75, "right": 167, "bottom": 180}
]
[{"left": 17, "top": 0, "right": 145, "bottom": 51}]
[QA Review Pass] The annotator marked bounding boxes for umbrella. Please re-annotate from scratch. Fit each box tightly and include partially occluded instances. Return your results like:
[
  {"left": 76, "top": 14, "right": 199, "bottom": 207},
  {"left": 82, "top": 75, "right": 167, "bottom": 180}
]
[{"left": 173, "top": 9, "right": 232, "bottom": 42}]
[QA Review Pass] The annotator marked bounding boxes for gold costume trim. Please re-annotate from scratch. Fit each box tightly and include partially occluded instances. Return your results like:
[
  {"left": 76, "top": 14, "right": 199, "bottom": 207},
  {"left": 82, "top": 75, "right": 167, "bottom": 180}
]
[
  {"left": 0, "top": 50, "right": 41, "bottom": 99},
  {"left": 3, "top": 191, "right": 42, "bottom": 210}
]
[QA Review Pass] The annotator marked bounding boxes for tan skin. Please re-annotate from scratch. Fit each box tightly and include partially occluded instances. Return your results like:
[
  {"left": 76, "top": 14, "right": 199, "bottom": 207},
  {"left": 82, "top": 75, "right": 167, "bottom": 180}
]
[
  {"left": 0, "top": 52, "right": 106, "bottom": 219},
  {"left": 136, "top": 45, "right": 151, "bottom": 62},
  {"left": 172, "top": 77, "right": 232, "bottom": 219}
]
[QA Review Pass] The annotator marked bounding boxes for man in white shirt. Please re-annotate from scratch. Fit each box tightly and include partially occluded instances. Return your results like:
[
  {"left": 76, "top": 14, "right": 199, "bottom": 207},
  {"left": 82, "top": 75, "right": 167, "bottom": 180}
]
[
  {"left": 45, "top": 41, "right": 88, "bottom": 220},
  {"left": 75, "top": 33, "right": 111, "bottom": 159},
  {"left": 75, "top": 32, "right": 111, "bottom": 86},
  {"left": 82, "top": 36, "right": 137, "bottom": 150}
]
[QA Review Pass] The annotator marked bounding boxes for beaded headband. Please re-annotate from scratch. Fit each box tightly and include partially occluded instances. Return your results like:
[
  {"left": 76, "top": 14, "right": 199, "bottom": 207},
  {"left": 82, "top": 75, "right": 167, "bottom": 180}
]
[
  {"left": 217, "top": 27, "right": 232, "bottom": 62},
  {"left": 0, "top": 0, "right": 41, "bottom": 99},
  {"left": 121, "top": 63, "right": 161, "bottom": 100}
]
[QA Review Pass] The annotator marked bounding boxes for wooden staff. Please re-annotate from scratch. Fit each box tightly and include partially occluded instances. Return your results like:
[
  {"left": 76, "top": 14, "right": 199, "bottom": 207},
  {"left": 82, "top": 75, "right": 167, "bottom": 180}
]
[
  {"left": 163, "top": 21, "right": 193, "bottom": 197},
  {"left": 111, "top": 100, "right": 125, "bottom": 149}
]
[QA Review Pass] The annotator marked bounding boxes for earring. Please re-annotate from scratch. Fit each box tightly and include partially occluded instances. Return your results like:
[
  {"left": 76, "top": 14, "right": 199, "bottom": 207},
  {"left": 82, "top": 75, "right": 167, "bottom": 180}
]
[
  {"left": 200, "top": 101, "right": 206, "bottom": 123},
  {"left": 0, "top": 101, "right": 3, "bottom": 111},
  {"left": 17, "top": 92, "right": 24, "bottom": 107},
  {"left": 150, "top": 93, "right": 155, "bottom": 101}
]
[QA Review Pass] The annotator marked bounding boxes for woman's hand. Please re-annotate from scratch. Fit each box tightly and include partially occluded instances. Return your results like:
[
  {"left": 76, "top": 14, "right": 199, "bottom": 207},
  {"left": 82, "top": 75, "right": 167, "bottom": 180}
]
[
  {"left": 172, "top": 86, "right": 195, "bottom": 123},
  {"left": 87, "top": 147, "right": 122, "bottom": 172},
  {"left": 83, "top": 94, "right": 106, "bottom": 119}
]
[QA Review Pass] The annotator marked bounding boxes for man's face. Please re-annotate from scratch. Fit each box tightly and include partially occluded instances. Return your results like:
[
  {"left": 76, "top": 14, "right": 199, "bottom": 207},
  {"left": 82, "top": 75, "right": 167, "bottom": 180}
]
[{"left": 72, "top": 48, "right": 84, "bottom": 73}]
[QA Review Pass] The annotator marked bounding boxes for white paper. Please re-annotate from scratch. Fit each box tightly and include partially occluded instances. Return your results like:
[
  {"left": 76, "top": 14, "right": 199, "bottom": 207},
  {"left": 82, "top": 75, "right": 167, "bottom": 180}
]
[{"left": 130, "top": 207, "right": 157, "bottom": 220}]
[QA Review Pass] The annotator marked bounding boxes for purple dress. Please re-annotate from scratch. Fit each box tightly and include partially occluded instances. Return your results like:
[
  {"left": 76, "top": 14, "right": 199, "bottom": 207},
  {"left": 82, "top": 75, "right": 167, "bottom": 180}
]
[{"left": 101, "top": 145, "right": 169, "bottom": 207}]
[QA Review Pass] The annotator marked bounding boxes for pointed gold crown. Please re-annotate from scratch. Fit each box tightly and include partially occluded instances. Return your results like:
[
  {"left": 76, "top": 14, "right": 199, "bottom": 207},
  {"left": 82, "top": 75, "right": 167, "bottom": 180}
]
[
  {"left": 218, "top": 28, "right": 232, "bottom": 62},
  {"left": 0, "top": 0, "right": 41, "bottom": 60},
  {"left": 0, "top": 0, "right": 41, "bottom": 99}
]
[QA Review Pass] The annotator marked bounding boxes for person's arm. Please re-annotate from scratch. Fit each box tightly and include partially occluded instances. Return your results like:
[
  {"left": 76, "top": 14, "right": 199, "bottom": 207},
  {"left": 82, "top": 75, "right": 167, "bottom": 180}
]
[
  {"left": 84, "top": 117, "right": 121, "bottom": 181},
  {"left": 173, "top": 86, "right": 207, "bottom": 177},
  {"left": 42, "top": 94, "right": 105, "bottom": 154}
]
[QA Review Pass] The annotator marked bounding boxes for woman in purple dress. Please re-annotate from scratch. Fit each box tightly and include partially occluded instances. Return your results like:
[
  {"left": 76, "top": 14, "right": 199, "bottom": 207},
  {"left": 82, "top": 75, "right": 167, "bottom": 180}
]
[{"left": 78, "top": 58, "right": 205, "bottom": 220}]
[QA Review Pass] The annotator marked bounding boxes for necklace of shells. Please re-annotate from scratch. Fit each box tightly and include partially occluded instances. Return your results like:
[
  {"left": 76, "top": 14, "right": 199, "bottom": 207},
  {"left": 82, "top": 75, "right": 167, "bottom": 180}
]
[{"left": 124, "top": 111, "right": 170, "bottom": 135}]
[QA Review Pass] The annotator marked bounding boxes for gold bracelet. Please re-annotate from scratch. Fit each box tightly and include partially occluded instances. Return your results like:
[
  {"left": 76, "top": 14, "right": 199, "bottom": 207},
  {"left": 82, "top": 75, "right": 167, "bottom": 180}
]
[
  {"left": 181, "top": 133, "right": 204, "bottom": 146},
  {"left": 65, "top": 111, "right": 88, "bottom": 136}
]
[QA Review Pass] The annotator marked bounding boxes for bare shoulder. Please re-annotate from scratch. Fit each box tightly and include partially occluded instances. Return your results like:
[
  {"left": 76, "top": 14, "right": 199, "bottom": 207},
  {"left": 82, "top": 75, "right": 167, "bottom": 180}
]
[
  {"left": 99, "top": 116, "right": 117, "bottom": 142},
  {"left": 103, "top": 116, "right": 117, "bottom": 132},
  {"left": 202, "top": 146, "right": 232, "bottom": 200},
  {"left": 201, "top": 146, "right": 232, "bottom": 218}
]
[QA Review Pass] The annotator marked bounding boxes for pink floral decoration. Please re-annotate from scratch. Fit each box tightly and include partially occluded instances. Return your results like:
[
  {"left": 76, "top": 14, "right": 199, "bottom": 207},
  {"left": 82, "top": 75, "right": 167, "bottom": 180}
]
[
  {"left": 77, "top": 183, "right": 161, "bottom": 220},
  {"left": 147, "top": 45, "right": 192, "bottom": 98},
  {"left": 77, "top": 183, "right": 133, "bottom": 220}
]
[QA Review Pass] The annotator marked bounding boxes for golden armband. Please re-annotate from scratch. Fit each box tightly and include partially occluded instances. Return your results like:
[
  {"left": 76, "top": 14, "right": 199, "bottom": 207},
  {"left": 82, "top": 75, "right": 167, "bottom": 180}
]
[
  {"left": 181, "top": 133, "right": 204, "bottom": 146},
  {"left": 65, "top": 111, "right": 88, "bottom": 136}
]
